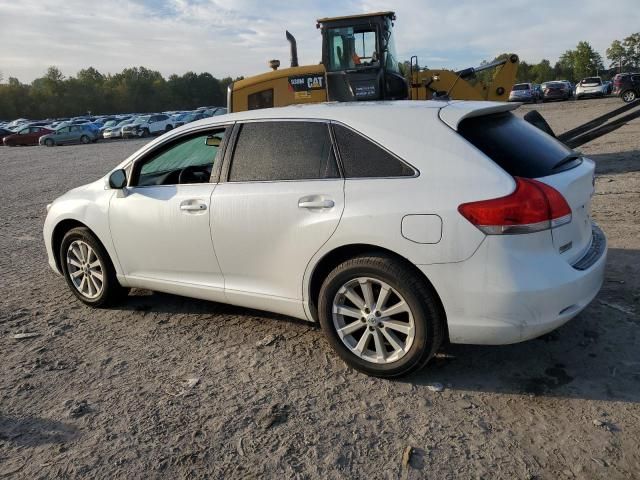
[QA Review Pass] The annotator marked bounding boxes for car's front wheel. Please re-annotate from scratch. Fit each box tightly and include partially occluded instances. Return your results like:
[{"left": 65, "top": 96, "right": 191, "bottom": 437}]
[
  {"left": 318, "top": 254, "right": 444, "bottom": 377},
  {"left": 80, "top": 135, "right": 90, "bottom": 144},
  {"left": 621, "top": 90, "right": 637, "bottom": 103},
  {"left": 60, "top": 227, "right": 128, "bottom": 307},
  {"left": 44, "top": 138, "right": 54, "bottom": 147}
]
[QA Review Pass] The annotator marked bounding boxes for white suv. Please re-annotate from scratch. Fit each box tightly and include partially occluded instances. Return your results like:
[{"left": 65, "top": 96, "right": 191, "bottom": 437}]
[
  {"left": 43, "top": 101, "right": 606, "bottom": 377},
  {"left": 122, "top": 114, "right": 174, "bottom": 138},
  {"left": 575, "top": 77, "right": 606, "bottom": 100}
]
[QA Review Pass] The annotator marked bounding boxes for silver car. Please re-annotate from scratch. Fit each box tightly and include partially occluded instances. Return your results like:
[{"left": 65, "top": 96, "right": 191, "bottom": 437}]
[{"left": 39, "top": 125, "right": 99, "bottom": 146}]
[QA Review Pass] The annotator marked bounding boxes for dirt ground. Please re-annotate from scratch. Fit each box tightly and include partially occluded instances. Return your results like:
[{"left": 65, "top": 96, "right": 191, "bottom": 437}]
[{"left": 1, "top": 97, "right": 639, "bottom": 479}]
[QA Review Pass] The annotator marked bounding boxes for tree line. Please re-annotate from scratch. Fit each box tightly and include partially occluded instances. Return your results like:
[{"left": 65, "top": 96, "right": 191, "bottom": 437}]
[
  {"left": 1, "top": 33, "right": 638, "bottom": 120},
  {"left": 0, "top": 66, "right": 241, "bottom": 120}
]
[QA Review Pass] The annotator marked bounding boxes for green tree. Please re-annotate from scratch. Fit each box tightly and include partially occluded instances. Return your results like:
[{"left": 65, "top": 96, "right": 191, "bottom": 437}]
[
  {"left": 530, "top": 59, "right": 554, "bottom": 84},
  {"left": 622, "top": 33, "right": 640, "bottom": 69},
  {"left": 555, "top": 42, "right": 604, "bottom": 82},
  {"left": 607, "top": 39, "right": 627, "bottom": 72}
]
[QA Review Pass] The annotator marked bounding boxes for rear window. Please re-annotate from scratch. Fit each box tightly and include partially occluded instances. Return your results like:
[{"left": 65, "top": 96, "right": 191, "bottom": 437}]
[
  {"left": 583, "top": 77, "right": 601, "bottom": 84},
  {"left": 512, "top": 84, "right": 530, "bottom": 91},
  {"left": 458, "top": 113, "right": 577, "bottom": 178}
]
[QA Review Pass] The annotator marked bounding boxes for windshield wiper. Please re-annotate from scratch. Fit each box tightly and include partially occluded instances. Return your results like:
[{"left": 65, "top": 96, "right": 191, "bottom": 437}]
[{"left": 552, "top": 152, "right": 582, "bottom": 171}]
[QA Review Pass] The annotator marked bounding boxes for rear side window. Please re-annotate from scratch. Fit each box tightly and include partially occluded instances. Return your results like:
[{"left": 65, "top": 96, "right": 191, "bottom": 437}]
[
  {"left": 229, "top": 121, "right": 339, "bottom": 182},
  {"left": 333, "top": 124, "right": 415, "bottom": 178},
  {"left": 458, "top": 113, "right": 576, "bottom": 178}
]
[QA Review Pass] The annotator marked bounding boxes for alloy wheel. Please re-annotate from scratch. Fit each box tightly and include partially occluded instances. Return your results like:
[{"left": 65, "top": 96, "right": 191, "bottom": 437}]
[
  {"left": 332, "top": 277, "right": 416, "bottom": 364},
  {"left": 66, "top": 240, "right": 104, "bottom": 299},
  {"left": 622, "top": 91, "right": 636, "bottom": 102}
]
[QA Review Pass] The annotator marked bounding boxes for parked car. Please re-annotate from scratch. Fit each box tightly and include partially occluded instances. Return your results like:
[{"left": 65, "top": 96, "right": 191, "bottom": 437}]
[
  {"left": 39, "top": 125, "right": 99, "bottom": 146},
  {"left": 173, "top": 111, "right": 205, "bottom": 127},
  {"left": 575, "top": 77, "right": 606, "bottom": 100},
  {"left": 3, "top": 126, "right": 54, "bottom": 146},
  {"left": 541, "top": 81, "right": 571, "bottom": 102},
  {"left": 508, "top": 83, "right": 537, "bottom": 103},
  {"left": 612, "top": 72, "right": 640, "bottom": 103},
  {"left": 43, "top": 101, "right": 606, "bottom": 377},
  {"left": 103, "top": 118, "right": 137, "bottom": 139},
  {"left": 533, "top": 84, "right": 544, "bottom": 101},
  {"left": 0, "top": 127, "right": 15, "bottom": 143},
  {"left": 603, "top": 81, "right": 613, "bottom": 95},
  {"left": 558, "top": 80, "right": 574, "bottom": 98},
  {"left": 121, "top": 114, "right": 174, "bottom": 138},
  {"left": 203, "top": 107, "right": 227, "bottom": 117},
  {"left": 5, "top": 118, "right": 29, "bottom": 129}
]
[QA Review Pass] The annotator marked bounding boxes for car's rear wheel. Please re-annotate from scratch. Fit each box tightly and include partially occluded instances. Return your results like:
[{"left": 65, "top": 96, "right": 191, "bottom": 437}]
[
  {"left": 60, "top": 227, "right": 128, "bottom": 307},
  {"left": 318, "top": 254, "right": 444, "bottom": 377},
  {"left": 80, "top": 135, "right": 90, "bottom": 144},
  {"left": 621, "top": 90, "right": 637, "bottom": 103},
  {"left": 45, "top": 138, "right": 54, "bottom": 147}
]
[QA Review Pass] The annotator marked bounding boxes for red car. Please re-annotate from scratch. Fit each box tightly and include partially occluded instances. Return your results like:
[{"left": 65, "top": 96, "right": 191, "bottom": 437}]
[{"left": 3, "top": 126, "right": 53, "bottom": 146}]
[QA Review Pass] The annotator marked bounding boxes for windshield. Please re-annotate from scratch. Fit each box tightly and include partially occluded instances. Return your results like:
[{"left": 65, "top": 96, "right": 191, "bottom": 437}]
[
  {"left": 136, "top": 115, "right": 151, "bottom": 124},
  {"left": 326, "top": 26, "right": 379, "bottom": 71}
]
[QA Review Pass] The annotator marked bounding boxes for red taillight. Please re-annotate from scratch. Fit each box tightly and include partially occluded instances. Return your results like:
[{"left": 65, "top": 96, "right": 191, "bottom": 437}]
[{"left": 458, "top": 177, "right": 572, "bottom": 234}]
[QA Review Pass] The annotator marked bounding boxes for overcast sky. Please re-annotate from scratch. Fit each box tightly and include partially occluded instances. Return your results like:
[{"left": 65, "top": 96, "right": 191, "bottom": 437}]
[{"left": 1, "top": 0, "right": 638, "bottom": 83}]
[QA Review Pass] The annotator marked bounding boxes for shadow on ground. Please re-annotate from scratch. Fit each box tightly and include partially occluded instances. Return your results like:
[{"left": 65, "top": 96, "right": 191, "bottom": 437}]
[
  {"left": 102, "top": 248, "right": 638, "bottom": 404},
  {"left": 589, "top": 149, "right": 640, "bottom": 174},
  {"left": 0, "top": 415, "right": 78, "bottom": 447}
]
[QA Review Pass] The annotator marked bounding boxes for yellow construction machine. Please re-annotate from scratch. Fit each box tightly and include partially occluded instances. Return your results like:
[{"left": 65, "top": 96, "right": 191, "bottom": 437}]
[{"left": 227, "top": 11, "right": 520, "bottom": 112}]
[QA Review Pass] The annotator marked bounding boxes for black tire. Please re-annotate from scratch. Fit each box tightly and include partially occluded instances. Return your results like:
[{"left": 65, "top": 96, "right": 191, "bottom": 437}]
[
  {"left": 621, "top": 90, "right": 637, "bottom": 103},
  {"left": 45, "top": 138, "right": 54, "bottom": 147},
  {"left": 165, "top": 124, "right": 173, "bottom": 132},
  {"left": 141, "top": 128, "right": 150, "bottom": 138},
  {"left": 318, "top": 253, "right": 445, "bottom": 377},
  {"left": 80, "top": 135, "right": 90, "bottom": 144},
  {"left": 60, "top": 227, "right": 128, "bottom": 307}
]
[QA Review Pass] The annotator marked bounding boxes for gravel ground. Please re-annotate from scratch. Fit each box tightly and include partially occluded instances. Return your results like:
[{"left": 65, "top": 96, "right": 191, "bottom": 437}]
[{"left": 1, "top": 98, "right": 639, "bottom": 479}]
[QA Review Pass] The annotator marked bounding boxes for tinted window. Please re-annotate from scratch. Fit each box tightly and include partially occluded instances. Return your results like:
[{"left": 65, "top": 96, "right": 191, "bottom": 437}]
[
  {"left": 229, "top": 121, "right": 338, "bottom": 182},
  {"left": 332, "top": 124, "right": 415, "bottom": 178},
  {"left": 135, "top": 129, "right": 227, "bottom": 186},
  {"left": 458, "top": 112, "right": 577, "bottom": 178},
  {"left": 248, "top": 90, "right": 273, "bottom": 110}
]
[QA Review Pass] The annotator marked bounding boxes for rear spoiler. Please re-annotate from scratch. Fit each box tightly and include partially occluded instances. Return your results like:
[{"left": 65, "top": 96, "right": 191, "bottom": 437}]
[{"left": 439, "top": 101, "right": 519, "bottom": 130}]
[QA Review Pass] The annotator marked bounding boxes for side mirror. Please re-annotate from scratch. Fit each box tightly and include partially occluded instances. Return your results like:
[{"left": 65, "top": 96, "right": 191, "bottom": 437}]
[
  {"left": 205, "top": 135, "right": 221, "bottom": 147},
  {"left": 108, "top": 169, "right": 127, "bottom": 189}
]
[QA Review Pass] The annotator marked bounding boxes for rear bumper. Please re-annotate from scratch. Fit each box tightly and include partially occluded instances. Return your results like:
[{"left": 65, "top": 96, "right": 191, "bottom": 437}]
[{"left": 419, "top": 223, "right": 607, "bottom": 345}]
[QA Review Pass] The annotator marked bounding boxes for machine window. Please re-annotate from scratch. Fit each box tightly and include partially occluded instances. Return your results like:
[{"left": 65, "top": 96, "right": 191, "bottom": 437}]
[
  {"left": 248, "top": 89, "right": 274, "bottom": 110},
  {"left": 229, "top": 121, "right": 339, "bottom": 182},
  {"left": 133, "top": 129, "right": 227, "bottom": 186},
  {"left": 327, "top": 26, "right": 379, "bottom": 71},
  {"left": 333, "top": 124, "right": 414, "bottom": 178}
]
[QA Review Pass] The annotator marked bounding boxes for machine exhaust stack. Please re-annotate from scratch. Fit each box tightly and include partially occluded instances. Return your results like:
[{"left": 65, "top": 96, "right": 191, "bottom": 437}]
[{"left": 286, "top": 30, "right": 299, "bottom": 68}]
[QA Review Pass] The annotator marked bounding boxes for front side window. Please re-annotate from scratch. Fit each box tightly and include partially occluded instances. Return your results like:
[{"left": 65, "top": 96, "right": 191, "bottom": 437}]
[
  {"left": 134, "top": 128, "right": 227, "bottom": 187},
  {"left": 333, "top": 124, "right": 415, "bottom": 178},
  {"left": 228, "top": 121, "right": 339, "bottom": 182}
]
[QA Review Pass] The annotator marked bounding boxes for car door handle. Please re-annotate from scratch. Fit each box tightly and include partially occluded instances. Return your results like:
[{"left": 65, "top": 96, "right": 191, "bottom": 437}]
[
  {"left": 298, "top": 198, "right": 335, "bottom": 209},
  {"left": 180, "top": 201, "right": 207, "bottom": 212}
]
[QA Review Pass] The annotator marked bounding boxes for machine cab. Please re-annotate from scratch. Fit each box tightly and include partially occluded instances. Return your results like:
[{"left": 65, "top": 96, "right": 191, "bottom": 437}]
[{"left": 318, "top": 11, "right": 408, "bottom": 102}]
